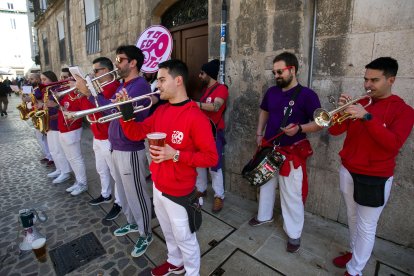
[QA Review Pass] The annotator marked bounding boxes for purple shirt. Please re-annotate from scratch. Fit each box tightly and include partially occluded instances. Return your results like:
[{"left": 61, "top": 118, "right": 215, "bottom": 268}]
[
  {"left": 48, "top": 93, "right": 59, "bottom": 131},
  {"left": 260, "top": 84, "right": 321, "bottom": 146},
  {"left": 94, "top": 76, "right": 151, "bottom": 151},
  {"left": 34, "top": 87, "right": 42, "bottom": 100}
]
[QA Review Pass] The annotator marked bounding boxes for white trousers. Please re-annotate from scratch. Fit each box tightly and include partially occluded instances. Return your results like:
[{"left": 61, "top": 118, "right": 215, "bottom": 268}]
[
  {"left": 59, "top": 128, "right": 87, "bottom": 185},
  {"left": 93, "top": 138, "right": 114, "bottom": 198},
  {"left": 340, "top": 166, "right": 393, "bottom": 276},
  {"left": 257, "top": 162, "right": 304, "bottom": 239},
  {"left": 153, "top": 185, "right": 200, "bottom": 276},
  {"left": 47, "top": 130, "right": 71, "bottom": 174},
  {"left": 111, "top": 149, "right": 151, "bottom": 235},
  {"left": 34, "top": 128, "right": 52, "bottom": 161},
  {"left": 195, "top": 168, "right": 224, "bottom": 199}
]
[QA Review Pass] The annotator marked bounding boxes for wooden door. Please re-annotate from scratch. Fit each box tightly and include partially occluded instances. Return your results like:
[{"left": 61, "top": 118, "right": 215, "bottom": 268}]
[{"left": 171, "top": 23, "right": 208, "bottom": 100}]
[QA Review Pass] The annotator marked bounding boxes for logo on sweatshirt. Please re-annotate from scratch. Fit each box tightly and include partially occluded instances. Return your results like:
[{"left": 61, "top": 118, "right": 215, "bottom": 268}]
[{"left": 171, "top": 130, "right": 184, "bottom": 144}]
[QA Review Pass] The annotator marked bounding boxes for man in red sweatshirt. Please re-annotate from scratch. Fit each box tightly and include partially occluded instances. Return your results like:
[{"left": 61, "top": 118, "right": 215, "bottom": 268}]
[
  {"left": 118, "top": 59, "right": 218, "bottom": 276},
  {"left": 329, "top": 57, "right": 414, "bottom": 276}
]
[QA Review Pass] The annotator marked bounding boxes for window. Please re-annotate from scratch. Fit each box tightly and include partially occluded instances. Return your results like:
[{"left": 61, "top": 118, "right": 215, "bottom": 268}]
[
  {"left": 42, "top": 35, "right": 49, "bottom": 65},
  {"left": 7, "top": 3, "right": 14, "bottom": 9},
  {"left": 57, "top": 15, "right": 66, "bottom": 61},
  {"left": 84, "top": 0, "right": 100, "bottom": 54},
  {"left": 10, "top": 18, "right": 16, "bottom": 29}
]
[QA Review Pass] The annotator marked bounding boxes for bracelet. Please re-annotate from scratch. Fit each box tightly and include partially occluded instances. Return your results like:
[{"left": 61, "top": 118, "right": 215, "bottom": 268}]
[
  {"left": 297, "top": 124, "right": 302, "bottom": 133},
  {"left": 199, "top": 102, "right": 202, "bottom": 109}
]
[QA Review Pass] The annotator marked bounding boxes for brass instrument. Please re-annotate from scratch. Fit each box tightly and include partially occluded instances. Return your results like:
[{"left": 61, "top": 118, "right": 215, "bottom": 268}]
[
  {"left": 64, "top": 91, "right": 160, "bottom": 124},
  {"left": 34, "top": 85, "right": 53, "bottom": 134},
  {"left": 313, "top": 92, "right": 372, "bottom": 127},
  {"left": 16, "top": 94, "right": 34, "bottom": 120},
  {"left": 50, "top": 69, "right": 119, "bottom": 104}
]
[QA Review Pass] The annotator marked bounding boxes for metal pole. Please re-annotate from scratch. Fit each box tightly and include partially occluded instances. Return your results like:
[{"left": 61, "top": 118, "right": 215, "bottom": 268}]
[{"left": 218, "top": 0, "right": 227, "bottom": 84}]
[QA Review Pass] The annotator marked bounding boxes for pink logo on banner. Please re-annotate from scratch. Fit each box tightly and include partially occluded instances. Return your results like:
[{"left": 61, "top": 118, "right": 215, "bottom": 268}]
[{"left": 136, "top": 25, "right": 173, "bottom": 73}]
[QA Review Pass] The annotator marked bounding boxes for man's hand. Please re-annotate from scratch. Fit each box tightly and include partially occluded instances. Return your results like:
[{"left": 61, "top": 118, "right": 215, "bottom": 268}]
[
  {"left": 344, "top": 104, "right": 368, "bottom": 119},
  {"left": 256, "top": 134, "right": 263, "bottom": 147},
  {"left": 75, "top": 77, "right": 90, "bottom": 97},
  {"left": 281, "top": 123, "right": 300, "bottom": 136},
  {"left": 112, "top": 88, "right": 129, "bottom": 103},
  {"left": 149, "top": 143, "right": 176, "bottom": 163}
]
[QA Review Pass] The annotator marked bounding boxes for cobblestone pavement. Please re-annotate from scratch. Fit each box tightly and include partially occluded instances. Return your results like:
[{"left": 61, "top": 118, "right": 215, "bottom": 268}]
[
  {"left": 1, "top": 95, "right": 413, "bottom": 276},
  {"left": 0, "top": 96, "right": 154, "bottom": 276}
]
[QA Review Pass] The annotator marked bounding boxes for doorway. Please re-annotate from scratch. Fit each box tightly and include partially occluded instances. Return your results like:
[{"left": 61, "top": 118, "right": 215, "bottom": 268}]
[{"left": 170, "top": 22, "right": 208, "bottom": 100}]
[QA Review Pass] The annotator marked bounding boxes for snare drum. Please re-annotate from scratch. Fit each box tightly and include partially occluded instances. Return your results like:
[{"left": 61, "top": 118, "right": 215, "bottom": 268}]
[{"left": 242, "top": 147, "right": 286, "bottom": 187}]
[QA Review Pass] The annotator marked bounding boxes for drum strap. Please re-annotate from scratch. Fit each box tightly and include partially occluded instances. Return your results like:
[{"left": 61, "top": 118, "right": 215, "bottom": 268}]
[{"left": 265, "top": 84, "right": 302, "bottom": 146}]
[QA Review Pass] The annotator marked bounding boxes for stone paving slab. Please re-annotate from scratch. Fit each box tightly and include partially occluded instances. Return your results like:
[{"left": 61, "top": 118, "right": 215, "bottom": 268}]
[{"left": 1, "top": 96, "right": 413, "bottom": 276}]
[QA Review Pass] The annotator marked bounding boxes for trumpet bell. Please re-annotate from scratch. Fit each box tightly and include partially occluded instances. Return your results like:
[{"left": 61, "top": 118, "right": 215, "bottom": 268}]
[{"left": 313, "top": 108, "right": 332, "bottom": 127}]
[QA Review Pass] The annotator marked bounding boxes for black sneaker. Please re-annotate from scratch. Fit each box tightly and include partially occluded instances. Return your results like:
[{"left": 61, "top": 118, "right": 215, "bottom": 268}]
[
  {"left": 89, "top": 195, "right": 113, "bottom": 206},
  {"left": 104, "top": 203, "right": 122, "bottom": 221}
]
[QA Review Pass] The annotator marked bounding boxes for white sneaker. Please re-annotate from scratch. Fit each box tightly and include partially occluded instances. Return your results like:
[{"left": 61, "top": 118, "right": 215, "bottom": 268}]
[
  {"left": 47, "top": 170, "right": 61, "bottom": 178},
  {"left": 71, "top": 184, "right": 88, "bottom": 196},
  {"left": 66, "top": 182, "right": 79, "bottom": 193},
  {"left": 52, "top": 173, "right": 71, "bottom": 184}
]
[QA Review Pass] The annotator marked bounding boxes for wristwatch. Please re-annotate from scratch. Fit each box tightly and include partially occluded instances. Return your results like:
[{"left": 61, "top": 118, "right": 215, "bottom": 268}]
[
  {"left": 173, "top": 150, "right": 180, "bottom": 162},
  {"left": 362, "top": 113, "right": 372, "bottom": 121}
]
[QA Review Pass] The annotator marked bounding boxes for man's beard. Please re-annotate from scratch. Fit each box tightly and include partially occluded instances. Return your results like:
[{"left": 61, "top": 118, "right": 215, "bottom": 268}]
[
  {"left": 276, "top": 74, "right": 293, "bottom": 88},
  {"left": 31, "top": 82, "right": 39, "bottom": 87},
  {"left": 118, "top": 67, "right": 130, "bottom": 79}
]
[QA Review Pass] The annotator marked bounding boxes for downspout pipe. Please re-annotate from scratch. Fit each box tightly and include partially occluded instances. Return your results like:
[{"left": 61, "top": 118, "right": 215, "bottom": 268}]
[
  {"left": 308, "top": 0, "right": 317, "bottom": 88},
  {"left": 65, "top": 0, "right": 74, "bottom": 66}
]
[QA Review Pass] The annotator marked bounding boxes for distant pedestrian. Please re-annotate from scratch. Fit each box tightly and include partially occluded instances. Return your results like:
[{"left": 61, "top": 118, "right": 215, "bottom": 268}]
[{"left": 0, "top": 80, "right": 12, "bottom": 116}]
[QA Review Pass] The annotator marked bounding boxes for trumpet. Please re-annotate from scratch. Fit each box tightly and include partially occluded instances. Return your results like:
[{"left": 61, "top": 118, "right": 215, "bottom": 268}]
[
  {"left": 313, "top": 92, "right": 372, "bottom": 127},
  {"left": 64, "top": 90, "right": 160, "bottom": 124}
]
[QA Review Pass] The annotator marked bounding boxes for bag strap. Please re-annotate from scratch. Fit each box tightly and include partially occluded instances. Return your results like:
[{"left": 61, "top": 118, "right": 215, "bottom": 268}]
[
  {"left": 200, "top": 82, "right": 220, "bottom": 102},
  {"left": 266, "top": 84, "right": 302, "bottom": 146}
]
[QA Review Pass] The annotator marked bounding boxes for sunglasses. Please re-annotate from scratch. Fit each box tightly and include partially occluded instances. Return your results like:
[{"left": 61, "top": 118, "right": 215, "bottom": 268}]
[
  {"left": 116, "top": 56, "right": 130, "bottom": 63},
  {"left": 272, "top": 66, "right": 294, "bottom": 75},
  {"left": 93, "top": 68, "right": 106, "bottom": 74}
]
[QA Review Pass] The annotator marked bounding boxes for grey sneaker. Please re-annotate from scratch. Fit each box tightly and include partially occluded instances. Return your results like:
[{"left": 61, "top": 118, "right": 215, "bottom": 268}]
[
  {"left": 114, "top": 223, "right": 139, "bottom": 237},
  {"left": 70, "top": 184, "right": 88, "bottom": 196},
  {"left": 131, "top": 233, "right": 153, "bottom": 257},
  {"left": 66, "top": 182, "right": 79, "bottom": 193}
]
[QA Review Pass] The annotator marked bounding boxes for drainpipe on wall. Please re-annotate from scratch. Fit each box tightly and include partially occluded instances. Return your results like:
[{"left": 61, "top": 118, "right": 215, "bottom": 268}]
[
  {"left": 65, "top": 0, "right": 74, "bottom": 66},
  {"left": 308, "top": 0, "right": 317, "bottom": 88}
]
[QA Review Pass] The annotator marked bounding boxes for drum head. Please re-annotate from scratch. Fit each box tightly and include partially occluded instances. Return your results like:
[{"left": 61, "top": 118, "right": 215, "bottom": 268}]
[{"left": 242, "top": 147, "right": 273, "bottom": 176}]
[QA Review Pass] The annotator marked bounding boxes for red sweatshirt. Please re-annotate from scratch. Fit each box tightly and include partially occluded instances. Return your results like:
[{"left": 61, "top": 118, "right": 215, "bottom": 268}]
[
  {"left": 120, "top": 100, "right": 219, "bottom": 196},
  {"left": 329, "top": 94, "right": 414, "bottom": 177},
  {"left": 78, "top": 80, "right": 120, "bottom": 140},
  {"left": 58, "top": 92, "right": 83, "bottom": 133}
]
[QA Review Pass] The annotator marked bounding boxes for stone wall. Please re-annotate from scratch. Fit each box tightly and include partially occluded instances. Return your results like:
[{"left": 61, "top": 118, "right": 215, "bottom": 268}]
[{"left": 34, "top": 0, "right": 414, "bottom": 246}]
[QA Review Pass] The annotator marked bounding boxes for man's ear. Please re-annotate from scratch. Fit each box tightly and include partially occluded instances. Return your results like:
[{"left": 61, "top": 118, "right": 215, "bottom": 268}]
[
  {"left": 175, "top": 75, "right": 184, "bottom": 86},
  {"left": 387, "top": 76, "right": 396, "bottom": 85},
  {"left": 129, "top": 59, "right": 137, "bottom": 69}
]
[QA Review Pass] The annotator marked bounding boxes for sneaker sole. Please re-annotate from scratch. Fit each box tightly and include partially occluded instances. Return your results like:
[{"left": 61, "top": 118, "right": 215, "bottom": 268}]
[
  {"left": 104, "top": 211, "right": 120, "bottom": 221},
  {"left": 71, "top": 189, "right": 88, "bottom": 196},
  {"left": 114, "top": 228, "right": 139, "bottom": 237},
  {"left": 53, "top": 176, "right": 71, "bottom": 184},
  {"left": 131, "top": 237, "right": 153, "bottom": 258},
  {"left": 151, "top": 268, "right": 186, "bottom": 276},
  {"left": 89, "top": 199, "right": 113, "bottom": 206},
  {"left": 249, "top": 219, "right": 274, "bottom": 227}
]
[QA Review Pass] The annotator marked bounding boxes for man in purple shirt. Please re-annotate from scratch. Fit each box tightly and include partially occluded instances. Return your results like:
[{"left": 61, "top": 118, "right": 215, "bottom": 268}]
[
  {"left": 249, "top": 52, "right": 322, "bottom": 253},
  {"left": 91, "top": 45, "right": 152, "bottom": 258}
]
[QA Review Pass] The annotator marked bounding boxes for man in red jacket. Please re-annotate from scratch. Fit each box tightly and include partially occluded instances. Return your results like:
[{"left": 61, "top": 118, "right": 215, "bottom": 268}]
[
  {"left": 75, "top": 57, "right": 123, "bottom": 221},
  {"left": 329, "top": 57, "right": 414, "bottom": 276},
  {"left": 118, "top": 59, "right": 218, "bottom": 276}
]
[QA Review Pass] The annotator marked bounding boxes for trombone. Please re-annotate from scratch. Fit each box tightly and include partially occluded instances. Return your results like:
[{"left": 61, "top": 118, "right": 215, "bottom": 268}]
[
  {"left": 64, "top": 90, "right": 160, "bottom": 124},
  {"left": 313, "top": 91, "right": 372, "bottom": 127},
  {"left": 51, "top": 69, "right": 119, "bottom": 102}
]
